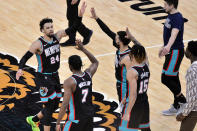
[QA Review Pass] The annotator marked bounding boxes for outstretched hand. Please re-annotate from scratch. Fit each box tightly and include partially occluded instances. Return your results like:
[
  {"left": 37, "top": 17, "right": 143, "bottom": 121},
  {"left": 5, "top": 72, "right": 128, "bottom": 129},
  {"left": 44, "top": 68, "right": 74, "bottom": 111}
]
[
  {"left": 79, "top": 1, "right": 87, "bottom": 17},
  {"left": 75, "top": 39, "right": 84, "bottom": 50},
  {"left": 90, "top": 7, "right": 98, "bottom": 19},
  {"left": 16, "top": 69, "right": 23, "bottom": 80},
  {"left": 71, "top": 0, "right": 78, "bottom": 5},
  {"left": 125, "top": 27, "right": 133, "bottom": 39}
]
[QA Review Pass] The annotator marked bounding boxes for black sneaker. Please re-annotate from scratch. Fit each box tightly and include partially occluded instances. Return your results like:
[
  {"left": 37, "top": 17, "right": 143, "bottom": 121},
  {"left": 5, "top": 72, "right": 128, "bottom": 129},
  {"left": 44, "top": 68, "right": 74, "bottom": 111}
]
[
  {"left": 83, "top": 30, "right": 93, "bottom": 45},
  {"left": 60, "top": 40, "right": 76, "bottom": 47}
]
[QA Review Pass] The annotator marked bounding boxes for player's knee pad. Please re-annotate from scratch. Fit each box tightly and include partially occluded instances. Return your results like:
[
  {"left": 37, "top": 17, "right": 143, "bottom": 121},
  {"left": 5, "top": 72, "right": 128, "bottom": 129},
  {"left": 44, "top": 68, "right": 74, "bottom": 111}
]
[
  {"left": 41, "top": 101, "right": 56, "bottom": 126},
  {"left": 41, "top": 109, "right": 53, "bottom": 126}
]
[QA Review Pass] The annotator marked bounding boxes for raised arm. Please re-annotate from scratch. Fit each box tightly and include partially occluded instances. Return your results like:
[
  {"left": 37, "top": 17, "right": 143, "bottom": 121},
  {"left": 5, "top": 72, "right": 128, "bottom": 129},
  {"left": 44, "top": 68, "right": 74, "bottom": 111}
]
[
  {"left": 90, "top": 8, "right": 116, "bottom": 41},
  {"left": 75, "top": 39, "right": 99, "bottom": 77},
  {"left": 126, "top": 27, "right": 142, "bottom": 46},
  {"left": 55, "top": 2, "right": 87, "bottom": 41},
  {"left": 16, "top": 40, "right": 41, "bottom": 80},
  {"left": 126, "top": 28, "right": 149, "bottom": 65}
]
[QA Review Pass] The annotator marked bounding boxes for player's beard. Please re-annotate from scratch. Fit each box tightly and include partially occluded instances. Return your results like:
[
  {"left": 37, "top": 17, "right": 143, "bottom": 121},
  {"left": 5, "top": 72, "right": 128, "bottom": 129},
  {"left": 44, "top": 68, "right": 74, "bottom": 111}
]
[{"left": 47, "top": 33, "right": 54, "bottom": 38}]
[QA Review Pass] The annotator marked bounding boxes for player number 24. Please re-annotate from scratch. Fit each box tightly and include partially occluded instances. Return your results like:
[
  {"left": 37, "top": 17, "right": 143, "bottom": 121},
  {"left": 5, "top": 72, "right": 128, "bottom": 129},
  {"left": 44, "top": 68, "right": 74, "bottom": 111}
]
[{"left": 50, "top": 55, "right": 59, "bottom": 64}]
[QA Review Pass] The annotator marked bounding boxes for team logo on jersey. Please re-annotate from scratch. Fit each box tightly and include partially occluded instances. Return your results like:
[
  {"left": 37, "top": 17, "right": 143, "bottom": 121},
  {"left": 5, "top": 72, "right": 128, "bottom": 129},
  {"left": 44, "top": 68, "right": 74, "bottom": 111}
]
[
  {"left": 39, "top": 87, "right": 48, "bottom": 97},
  {"left": 0, "top": 52, "right": 120, "bottom": 131}
]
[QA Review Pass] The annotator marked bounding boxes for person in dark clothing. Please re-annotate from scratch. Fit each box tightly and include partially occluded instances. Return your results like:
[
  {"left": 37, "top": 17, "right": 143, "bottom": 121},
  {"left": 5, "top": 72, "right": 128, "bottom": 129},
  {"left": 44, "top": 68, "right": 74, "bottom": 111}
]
[
  {"left": 90, "top": 8, "right": 142, "bottom": 105},
  {"left": 61, "top": 0, "right": 93, "bottom": 46},
  {"left": 159, "top": 0, "right": 186, "bottom": 116}
]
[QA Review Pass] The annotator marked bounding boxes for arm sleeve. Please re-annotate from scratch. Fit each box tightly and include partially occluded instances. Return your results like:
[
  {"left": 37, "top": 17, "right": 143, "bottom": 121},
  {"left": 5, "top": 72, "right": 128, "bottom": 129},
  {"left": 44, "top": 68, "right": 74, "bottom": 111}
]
[
  {"left": 19, "top": 51, "right": 33, "bottom": 69},
  {"left": 96, "top": 18, "right": 118, "bottom": 47}
]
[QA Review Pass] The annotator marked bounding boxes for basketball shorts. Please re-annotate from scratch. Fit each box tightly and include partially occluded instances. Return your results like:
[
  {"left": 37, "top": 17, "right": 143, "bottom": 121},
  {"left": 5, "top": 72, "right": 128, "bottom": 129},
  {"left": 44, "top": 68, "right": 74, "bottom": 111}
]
[
  {"left": 35, "top": 72, "right": 62, "bottom": 103},
  {"left": 162, "top": 49, "right": 184, "bottom": 76},
  {"left": 119, "top": 101, "right": 150, "bottom": 130},
  {"left": 63, "top": 117, "right": 93, "bottom": 131}
]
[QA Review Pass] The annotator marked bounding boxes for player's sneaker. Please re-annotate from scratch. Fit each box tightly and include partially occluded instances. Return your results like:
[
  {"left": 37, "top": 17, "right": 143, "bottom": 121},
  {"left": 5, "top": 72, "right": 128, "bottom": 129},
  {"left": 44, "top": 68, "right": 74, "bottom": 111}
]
[
  {"left": 162, "top": 105, "right": 178, "bottom": 116},
  {"left": 26, "top": 116, "right": 40, "bottom": 131}
]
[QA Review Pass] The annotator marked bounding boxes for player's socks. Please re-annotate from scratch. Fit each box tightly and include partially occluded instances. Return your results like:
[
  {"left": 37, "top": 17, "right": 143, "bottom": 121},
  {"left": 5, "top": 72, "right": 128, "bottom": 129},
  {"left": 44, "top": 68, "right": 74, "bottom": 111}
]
[{"left": 26, "top": 116, "right": 40, "bottom": 131}]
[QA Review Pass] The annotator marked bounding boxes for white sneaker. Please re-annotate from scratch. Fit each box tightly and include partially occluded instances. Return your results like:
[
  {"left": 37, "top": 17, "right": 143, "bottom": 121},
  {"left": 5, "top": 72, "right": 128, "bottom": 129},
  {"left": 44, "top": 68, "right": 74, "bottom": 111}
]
[{"left": 162, "top": 105, "right": 178, "bottom": 116}]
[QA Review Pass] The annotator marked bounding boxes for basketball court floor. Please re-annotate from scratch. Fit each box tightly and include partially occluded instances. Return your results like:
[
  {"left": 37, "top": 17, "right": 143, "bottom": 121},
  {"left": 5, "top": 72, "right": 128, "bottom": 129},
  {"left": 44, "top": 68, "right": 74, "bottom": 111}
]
[{"left": 0, "top": 0, "right": 197, "bottom": 130}]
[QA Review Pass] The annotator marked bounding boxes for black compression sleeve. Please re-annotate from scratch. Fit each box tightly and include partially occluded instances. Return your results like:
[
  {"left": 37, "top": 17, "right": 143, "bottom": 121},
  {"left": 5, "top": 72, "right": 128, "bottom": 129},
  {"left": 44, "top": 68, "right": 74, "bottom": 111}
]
[
  {"left": 19, "top": 51, "right": 33, "bottom": 69},
  {"left": 96, "top": 18, "right": 116, "bottom": 40},
  {"left": 65, "top": 16, "right": 82, "bottom": 35}
]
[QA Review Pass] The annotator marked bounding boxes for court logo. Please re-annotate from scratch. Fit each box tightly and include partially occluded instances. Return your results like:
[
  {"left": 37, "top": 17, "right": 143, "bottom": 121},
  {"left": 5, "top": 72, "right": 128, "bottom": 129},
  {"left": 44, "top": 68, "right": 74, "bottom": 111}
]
[
  {"left": 0, "top": 52, "right": 120, "bottom": 130},
  {"left": 0, "top": 52, "right": 36, "bottom": 112},
  {"left": 119, "top": 0, "right": 188, "bottom": 24}
]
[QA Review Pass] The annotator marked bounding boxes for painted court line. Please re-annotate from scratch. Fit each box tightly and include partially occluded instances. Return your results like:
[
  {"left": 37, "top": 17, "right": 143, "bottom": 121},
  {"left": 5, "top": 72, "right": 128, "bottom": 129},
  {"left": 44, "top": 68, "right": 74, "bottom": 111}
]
[{"left": 61, "top": 38, "right": 197, "bottom": 64}]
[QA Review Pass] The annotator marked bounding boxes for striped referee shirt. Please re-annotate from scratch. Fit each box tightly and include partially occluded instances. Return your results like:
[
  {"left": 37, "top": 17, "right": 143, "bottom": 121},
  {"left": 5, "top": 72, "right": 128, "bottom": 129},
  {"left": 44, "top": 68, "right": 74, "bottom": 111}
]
[{"left": 181, "top": 61, "right": 197, "bottom": 116}]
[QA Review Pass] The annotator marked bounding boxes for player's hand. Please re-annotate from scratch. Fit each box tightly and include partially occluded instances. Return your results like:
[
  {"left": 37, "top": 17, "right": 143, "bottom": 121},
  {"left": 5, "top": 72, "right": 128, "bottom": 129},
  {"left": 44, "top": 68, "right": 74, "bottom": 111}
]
[
  {"left": 176, "top": 113, "right": 186, "bottom": 121},
  {"left": 79, "top": 1, "right": 87, "bottom": 17},
  {"left": 56, "top": 124, "right": 61, "bottom": 131},
  {"left": 161, "top": 45, "right": 170, "bottom": 57},
  {"left": 122, "top": 113, "right": 130, "bottom": 121},
  {"left": 125, "top": 27, "right": 133, "bottom": 40},
  {"left": 71, "top": 0, "right": 78, "bottom": 5},
  {"left": 90, "top": 8, "right": 98, "bottom": 20},
  {"left": 16, "top": 69, "right": 23, "bottom": 80},
  {"left": 158, "top": 46, "right": 164, "bottom": 58},
  {"left": 75, "top": 39, "right": 84, "bottom": 50}
]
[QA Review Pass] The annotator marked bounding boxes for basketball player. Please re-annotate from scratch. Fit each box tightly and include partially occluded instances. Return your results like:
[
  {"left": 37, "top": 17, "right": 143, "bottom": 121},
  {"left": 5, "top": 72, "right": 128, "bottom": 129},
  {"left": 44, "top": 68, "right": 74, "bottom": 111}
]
[
  {"left": 15, "top": 2, "right": 87, "bottom": 131},
  {"left": 159, "top": 0, "right": 186, "bottom": 116},
  {"left": 176, "top": 41, "right": 197, "bottom": 131},
  {"left": 56, "top": 39, "right": 99, "bottom": 131},
  {"left": 61, "top": 0, "right": 93, "bottom": 46},
  {"left": 119, "top": 43, "right": 151, "bottom": 131},
  {"left": 90, "top": 8, "right": 139, "bottom": 104}
]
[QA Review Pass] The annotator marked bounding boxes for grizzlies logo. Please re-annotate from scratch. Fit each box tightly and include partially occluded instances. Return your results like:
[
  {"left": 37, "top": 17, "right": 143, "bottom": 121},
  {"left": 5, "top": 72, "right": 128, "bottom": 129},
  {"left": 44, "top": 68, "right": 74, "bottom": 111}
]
[
  {"left": 0, "top": 52, "right": 120, "bottom": 131},
  {"left": 39, "top": 87, "right": 48, "bottom": 97}
]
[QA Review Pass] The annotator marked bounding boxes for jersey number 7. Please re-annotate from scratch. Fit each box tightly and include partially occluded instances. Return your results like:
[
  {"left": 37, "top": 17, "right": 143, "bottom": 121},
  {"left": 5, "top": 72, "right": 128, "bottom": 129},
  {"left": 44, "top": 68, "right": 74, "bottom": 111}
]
[{"left": 82, "top": 89, "right": 89, "bottom": 103}]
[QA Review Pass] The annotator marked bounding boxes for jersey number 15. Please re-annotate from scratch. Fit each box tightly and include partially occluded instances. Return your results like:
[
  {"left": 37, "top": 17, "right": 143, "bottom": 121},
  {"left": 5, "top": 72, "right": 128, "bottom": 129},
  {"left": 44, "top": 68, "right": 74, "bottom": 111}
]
[{"left": 139, "top": 79, "right": 149, "bottom": 94}]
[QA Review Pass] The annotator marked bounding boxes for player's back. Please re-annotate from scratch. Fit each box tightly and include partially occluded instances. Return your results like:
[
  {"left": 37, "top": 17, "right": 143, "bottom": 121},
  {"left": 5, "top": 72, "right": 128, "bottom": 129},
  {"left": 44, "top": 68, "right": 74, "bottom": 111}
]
[
  {"left": 68, "top": 72, "right": 94, "bottom": 121},
  {"left": 131, "top": 63, "right": 150, "bottom": 103}
]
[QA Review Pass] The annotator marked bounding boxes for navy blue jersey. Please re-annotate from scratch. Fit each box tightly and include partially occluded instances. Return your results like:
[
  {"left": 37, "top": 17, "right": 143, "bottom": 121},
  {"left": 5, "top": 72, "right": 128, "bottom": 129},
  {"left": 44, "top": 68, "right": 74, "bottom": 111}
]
[
  {"left": 130, "top": 64, "right": 150, "bottom": 102},
  {"left": 163, "top": 12, "right": 184, "bottom": 49},
  {"left": 67, "top": 72, "right": 94, "bottom": 121},
  {"left": 36, "top": 36, "right": 60, "bottom": 73}
]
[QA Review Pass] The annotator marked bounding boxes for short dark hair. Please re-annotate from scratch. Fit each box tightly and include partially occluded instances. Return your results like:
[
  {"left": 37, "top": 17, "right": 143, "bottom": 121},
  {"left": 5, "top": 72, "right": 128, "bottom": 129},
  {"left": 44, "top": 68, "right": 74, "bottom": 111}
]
[
  {"left": 130, "top": 44, "right": 146, "bottom": 63},
  {"left": 117, "top": 31, "right": 131, "bottom": 45},
  {"left": 39, "top": 18, "right": 53, "bottom": 31},
  {"left": 164, "top": 0, "right": 179, "bottom": 9},
  {"left": 68, "top": 55, "right": 83, "bottom": 71},
  {"left": 188, "top": 41, "right": 197, "bottom": 57}
]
